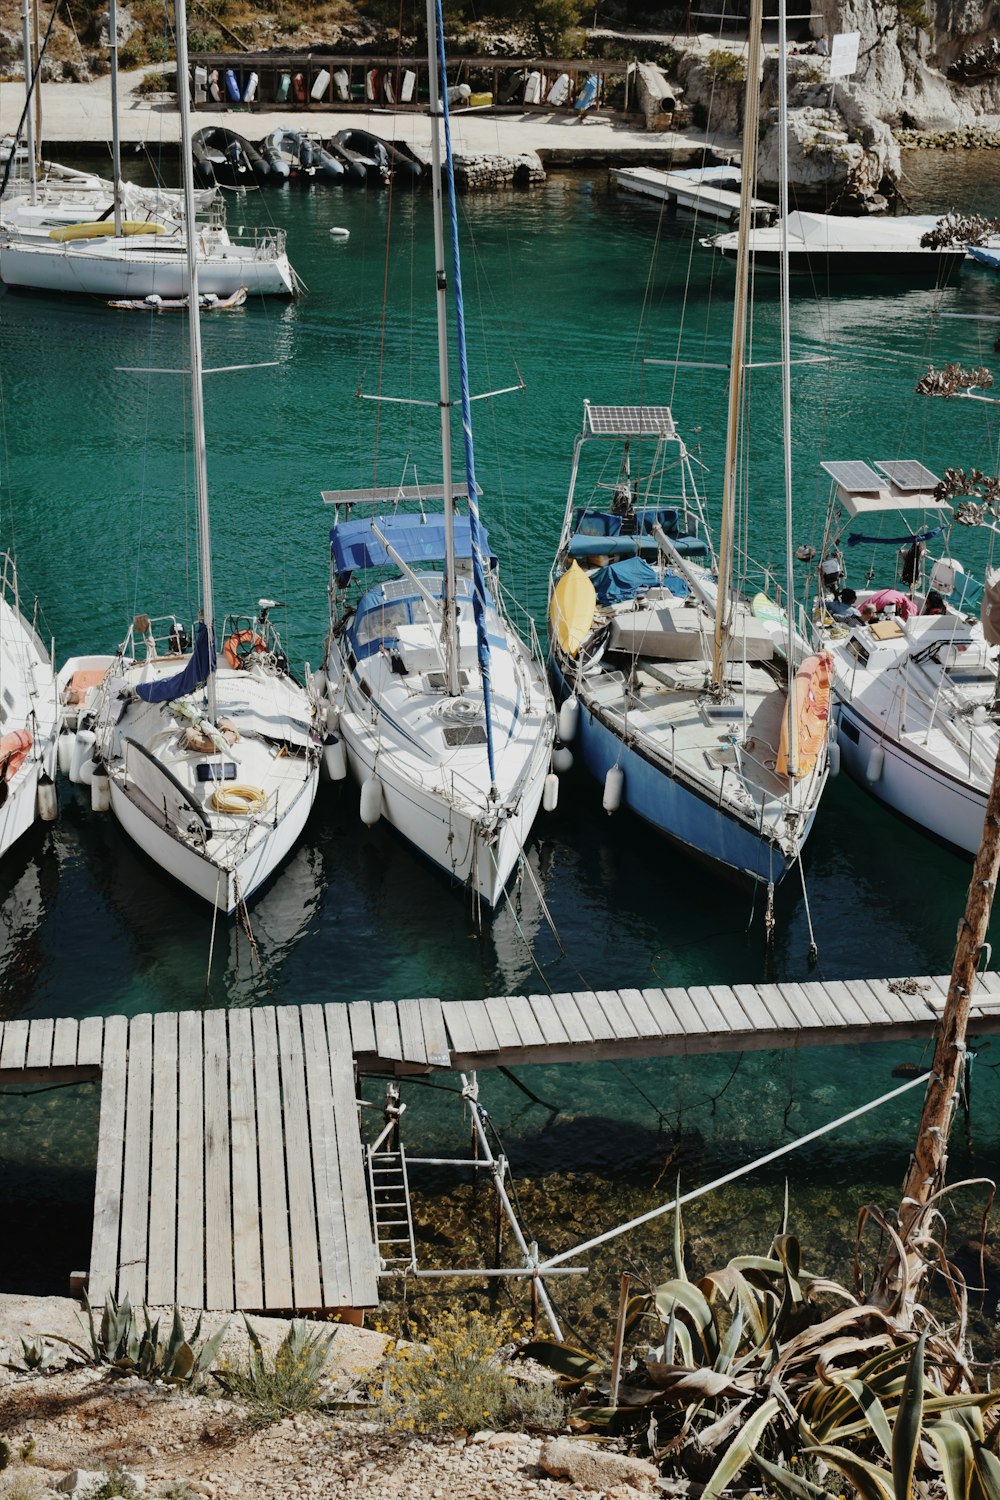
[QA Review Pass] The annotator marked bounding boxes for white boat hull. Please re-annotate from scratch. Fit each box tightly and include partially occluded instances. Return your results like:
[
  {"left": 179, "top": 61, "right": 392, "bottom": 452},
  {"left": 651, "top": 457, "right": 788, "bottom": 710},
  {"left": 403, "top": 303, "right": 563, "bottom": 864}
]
[
  {"left": 108, "top": 766, "right": 318, "bottom": 912},
  {"left": 337, "top": 704, "right": 550, "bottom": 907},
  {"left": 836, "top": 700, "right": 986, "bottom": 857},
  {"left": 0, "top": 580, "right": 60, "bottom": 862},
  {"left": 0, "top": 236, "right": 294, "bottom": 298}
]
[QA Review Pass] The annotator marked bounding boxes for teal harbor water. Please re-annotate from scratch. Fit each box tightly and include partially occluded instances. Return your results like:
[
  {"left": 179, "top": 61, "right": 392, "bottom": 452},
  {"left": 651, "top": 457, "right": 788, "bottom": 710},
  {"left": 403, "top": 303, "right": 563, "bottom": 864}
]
[{"left": 2, "top": 148, "right": 1000, "bottom": 1323}]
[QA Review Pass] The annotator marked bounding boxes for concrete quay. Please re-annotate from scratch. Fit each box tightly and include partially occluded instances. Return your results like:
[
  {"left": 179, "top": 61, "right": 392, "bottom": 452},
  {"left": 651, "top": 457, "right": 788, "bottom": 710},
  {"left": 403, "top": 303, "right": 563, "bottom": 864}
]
[{"left": 0, "top": 70, "right": 741, "bottom": 169}]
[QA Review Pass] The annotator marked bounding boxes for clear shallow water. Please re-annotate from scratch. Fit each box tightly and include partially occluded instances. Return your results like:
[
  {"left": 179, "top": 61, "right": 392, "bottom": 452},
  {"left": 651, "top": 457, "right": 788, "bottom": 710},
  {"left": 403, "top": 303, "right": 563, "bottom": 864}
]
[{"left": 2, "top": 153, "right": 1000, "bottom": 1303}]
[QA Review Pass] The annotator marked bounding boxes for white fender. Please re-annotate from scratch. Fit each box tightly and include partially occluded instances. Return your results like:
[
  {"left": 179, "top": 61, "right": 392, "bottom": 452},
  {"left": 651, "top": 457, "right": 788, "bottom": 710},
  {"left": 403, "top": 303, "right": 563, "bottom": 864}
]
[
  {"left": 603, "top": 764, "right": 624, "bottom": 813},
  {"left": 827, "top": 741, "right": 841, "bottom": 778},
  {"left": 69, "top": 729, "right": 95, "bottom": 784},
  {"left": 324, "top": 702, "right": 341, "bottom": 736},
  {"left": 558, "top": 694, "right": 580, "bottom": 744},
  {"left": 78, "top": 758, "right": 97, "bottom": 787},
  {"left": 57, "top": 731, "right": 73, "bottom": 776},
  {"left": 322, "top": 734, "right": 347, "bottom": 782},
  {"left": 866, "top": 745, "right": 884, "bottom": 783},
  {"left": 360, "top": 775, "right": 383, "bottom": 826},
  {"left": 552, "top": 745, "right": 574, "bottom": 774},
  {"left": 36, "top": 774, "right": 58, "bottom": 822},
  {"left": 542, "top": 772, "right": 559, "bottom": 812},
  {"left": 90, "top": 766, "right": 111, "bottom": 813}
]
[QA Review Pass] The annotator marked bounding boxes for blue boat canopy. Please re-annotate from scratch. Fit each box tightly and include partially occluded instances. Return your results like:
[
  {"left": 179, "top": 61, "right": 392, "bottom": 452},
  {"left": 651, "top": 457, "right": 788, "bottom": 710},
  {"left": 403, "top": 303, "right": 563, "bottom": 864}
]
[
  {"left": 331, "top": 514, "right": 494, "bottom": 575},
  {"left": 592, "top": 557, "right": 688, "bottom": 605}
]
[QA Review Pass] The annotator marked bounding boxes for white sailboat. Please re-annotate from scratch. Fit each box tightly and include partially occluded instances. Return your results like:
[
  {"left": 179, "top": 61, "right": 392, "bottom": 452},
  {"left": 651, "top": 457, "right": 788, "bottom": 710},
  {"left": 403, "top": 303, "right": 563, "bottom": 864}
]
[
  {"left": 547, "top": 0, "right": 831, "bottom": 890},
  {"left": 55, "top": 0, "right": 320, "bottom": 914},
  {"left": 810, "top": 458, "right": 1000, "bottom": 857},
  {"left": 0, "top": 0, "right": 291, "bottom": 299},
  {"left": 0, "top": 551, "right": 59, "bottom": 860},
  {"left": 322, "top": 0, "right": 555, "bottom": 910}
]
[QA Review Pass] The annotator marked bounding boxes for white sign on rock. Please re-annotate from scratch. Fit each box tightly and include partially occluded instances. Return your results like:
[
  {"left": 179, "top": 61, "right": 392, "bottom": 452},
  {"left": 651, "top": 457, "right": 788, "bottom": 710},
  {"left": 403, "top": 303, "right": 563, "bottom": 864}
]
[{"left": 828, "top": 31, "right": 860, "bottom": 79}]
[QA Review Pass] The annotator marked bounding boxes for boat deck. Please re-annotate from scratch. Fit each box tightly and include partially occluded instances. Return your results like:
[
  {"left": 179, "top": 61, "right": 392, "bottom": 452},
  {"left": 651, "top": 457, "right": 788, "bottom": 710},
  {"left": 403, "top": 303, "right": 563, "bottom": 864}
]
[{"left": 2, "top": 974, "right": 997, "bottom": 1311}]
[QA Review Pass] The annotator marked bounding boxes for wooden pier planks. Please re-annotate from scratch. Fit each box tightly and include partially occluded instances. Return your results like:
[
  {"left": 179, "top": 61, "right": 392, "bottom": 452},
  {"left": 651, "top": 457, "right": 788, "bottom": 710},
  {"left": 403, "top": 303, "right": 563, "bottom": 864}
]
[
  {"left": 10, "top": 969, "right": 1000, "bottom": 1315},
  {"left": 51, "top": 1002, "right": 378, "bottom": 1313}
]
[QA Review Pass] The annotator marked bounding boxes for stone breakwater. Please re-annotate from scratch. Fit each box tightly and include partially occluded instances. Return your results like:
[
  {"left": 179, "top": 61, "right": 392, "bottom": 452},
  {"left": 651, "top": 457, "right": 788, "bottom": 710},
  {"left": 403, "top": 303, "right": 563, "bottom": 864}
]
[
  {"left": 452, "top": 150, "right": 546, "bottom": 190},
  {"left": 896, "top": 125, "right": 1000, "bottom": 149}
]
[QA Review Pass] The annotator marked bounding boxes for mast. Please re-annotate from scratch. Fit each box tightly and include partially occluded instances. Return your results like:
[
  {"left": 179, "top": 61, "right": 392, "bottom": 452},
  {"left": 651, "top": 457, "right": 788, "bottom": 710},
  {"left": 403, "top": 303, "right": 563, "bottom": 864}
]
[
  {"left": 431, "top": 0, "right": 497, "bottom": 785},
  {"left": 174, "top": 0, "right": 216, "bottom": 720},
  {"left": 109, "top": 0, "right": 123, "bottom": 236},
  {"left": 424, "top": 0, "right": 460, "bottom": 698},
  {"left": 30, "top": 0, "right": 41, "bottom": 180},
  {"left": 19, "top": 0, "right": 37, "bottom": 204},
  {"left": 777, "top": 0, "right": 797, "bottom": 776},
  {"left": 711, "top": 0, "right": 765, "bottom": 689}
]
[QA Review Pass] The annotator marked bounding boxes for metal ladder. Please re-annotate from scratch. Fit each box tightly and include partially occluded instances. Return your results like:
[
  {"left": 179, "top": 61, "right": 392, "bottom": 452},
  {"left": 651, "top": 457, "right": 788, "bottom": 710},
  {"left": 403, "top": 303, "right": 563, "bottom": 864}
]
[{"left": 366, "top": 1145, "right": 418, "bottom": 1275}]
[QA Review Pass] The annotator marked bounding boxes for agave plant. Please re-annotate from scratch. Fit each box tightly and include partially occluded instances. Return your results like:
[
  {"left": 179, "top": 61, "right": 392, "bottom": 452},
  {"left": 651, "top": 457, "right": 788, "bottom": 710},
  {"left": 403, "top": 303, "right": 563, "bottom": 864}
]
[
  {"left": 518, "top": 1201, "right": 1000, "bottom": 1499},
  {"left": 50, "top": 1292, "right": 228, "bottom": 1385}
]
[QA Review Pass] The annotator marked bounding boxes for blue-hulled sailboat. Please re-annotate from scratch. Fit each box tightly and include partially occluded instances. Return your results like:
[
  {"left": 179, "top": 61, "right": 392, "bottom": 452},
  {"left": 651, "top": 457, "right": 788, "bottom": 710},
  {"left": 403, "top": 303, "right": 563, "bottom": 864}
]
[
  {"left": 546, "top": 0, "right": 831, "bottom": 890},
  {"left": 321, "top": 0, "right": 555, "bottom": 910}
]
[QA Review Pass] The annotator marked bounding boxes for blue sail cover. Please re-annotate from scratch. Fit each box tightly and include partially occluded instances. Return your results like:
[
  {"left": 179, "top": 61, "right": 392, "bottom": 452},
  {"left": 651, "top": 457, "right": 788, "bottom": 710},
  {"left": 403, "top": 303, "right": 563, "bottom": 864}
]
[
  {"left": 331, "top": 514, "right": 492, "bottom": 575},
  {"left": 592, "top": 558, "right": 688, "bottom": 605},
  {"left": 136, "top": 621, "right": 216, "bottom": 704}
]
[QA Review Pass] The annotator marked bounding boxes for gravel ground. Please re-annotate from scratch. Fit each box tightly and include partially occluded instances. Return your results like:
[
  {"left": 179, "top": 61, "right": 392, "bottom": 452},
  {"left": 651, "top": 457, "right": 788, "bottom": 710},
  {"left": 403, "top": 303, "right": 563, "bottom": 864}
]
[{"left": 0, "top": 1298, "right": 627, "bottom": 1500}]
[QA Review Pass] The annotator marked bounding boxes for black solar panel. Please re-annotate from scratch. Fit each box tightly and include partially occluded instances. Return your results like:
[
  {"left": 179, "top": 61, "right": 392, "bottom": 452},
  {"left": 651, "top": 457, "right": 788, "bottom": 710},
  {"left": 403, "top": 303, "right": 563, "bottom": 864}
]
[
  {"left": 584, "top": 404, "right": 676, "bottom": 438},
  {"left": 876, "top": 460, "right": 941, "bottom": 491},
  {"left": 820, "top": 460, "right": 886, "bottom": 493}
]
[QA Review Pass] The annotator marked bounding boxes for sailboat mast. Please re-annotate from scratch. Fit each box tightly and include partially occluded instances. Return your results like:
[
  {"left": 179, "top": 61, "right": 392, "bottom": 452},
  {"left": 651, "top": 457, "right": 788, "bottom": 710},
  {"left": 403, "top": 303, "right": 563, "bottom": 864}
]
[
  {"left": 30, "top": 0, "right": 41, "bottom": 179},
  {"left": 19, "top": 0, "right": 37, "bottom": 205},
  {"left": 712, "top": 0, "right": 765, "bottom": 689},
  {"left": 174, "top": 0, "right": 217, "bottom": 721},
  {"left": 424, "top": 0, "right": 460, "bottom": 698},
  {"left": 109, "top": 0, "right": 123, "bottom": 236},
  {"left": 777, "top": 0, "right": 798, "bottom": 777}
]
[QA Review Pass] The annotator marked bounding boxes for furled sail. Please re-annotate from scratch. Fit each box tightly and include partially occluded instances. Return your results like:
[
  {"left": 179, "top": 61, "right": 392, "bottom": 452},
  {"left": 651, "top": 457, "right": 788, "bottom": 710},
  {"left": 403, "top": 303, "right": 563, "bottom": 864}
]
[{"left": 136, "top": 621, "right": 216, "bottom": 704}]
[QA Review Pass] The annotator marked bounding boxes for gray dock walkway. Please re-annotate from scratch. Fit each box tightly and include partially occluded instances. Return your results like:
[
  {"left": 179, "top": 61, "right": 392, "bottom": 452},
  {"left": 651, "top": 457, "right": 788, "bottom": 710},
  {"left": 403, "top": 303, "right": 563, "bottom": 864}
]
[{"left": 2, "top": 972, "right": 997, "bottom": 1312}]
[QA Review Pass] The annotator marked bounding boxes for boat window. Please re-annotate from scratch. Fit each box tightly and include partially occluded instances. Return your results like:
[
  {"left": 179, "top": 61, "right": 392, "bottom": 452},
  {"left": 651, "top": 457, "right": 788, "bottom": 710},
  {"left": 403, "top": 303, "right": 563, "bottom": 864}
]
[
  {"left": 355, "top": 600, "right": 412, "bottom": 645},
  {"left": 425, "top": 671, "right": 470, "bottom": 691}
]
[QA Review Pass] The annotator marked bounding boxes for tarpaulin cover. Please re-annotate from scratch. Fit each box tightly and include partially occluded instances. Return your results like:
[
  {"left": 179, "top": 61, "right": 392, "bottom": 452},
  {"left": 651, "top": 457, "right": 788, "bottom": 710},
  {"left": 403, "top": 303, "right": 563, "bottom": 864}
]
[{"left": 592, "top": 557, "right": 687, "bottom": 605}]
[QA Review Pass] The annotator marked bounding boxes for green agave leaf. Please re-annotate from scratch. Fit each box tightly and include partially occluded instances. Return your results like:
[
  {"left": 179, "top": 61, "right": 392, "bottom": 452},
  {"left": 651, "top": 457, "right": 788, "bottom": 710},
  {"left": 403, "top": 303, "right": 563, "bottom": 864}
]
[
  {"left": 703, "top": 1267, "right": 768, "bottom": 1346},
  {"left": 891, "top": 1332, "right": 926, "bottom": 1500},
  {"left": 672, "top": 1183, "right": 686, "bottom": 1283},
  {"left": 701, "top": 1396, "right": 781, "bottom": 1500},
  {"left": 653, "top": 1280, "right": 719, "bottom": 1362},
  {"left": 752, "top": 1450, "right": 828, "bottom": 1500},
  {"left": 517, "top": 1340, "right": 603, "bottom": 1384},
  {"left": 926, "top": 1418, "right": 975, "bottom": 1500},
  {"left": 973, "top": 1444, "right": 1000, "bottom": 1500},
  {"left": 728, "top": 1255, "right": 784, "bottom": 1275},
  {"left": 773, "top": 1234, "right": 804, "bottom": 1305},
  {"left": 837, "top": 1380, "right": 893, "bottom": 1459},
  {"left": 170, "top": 1340, "right": 195, "bottom": 1381},
  {"left": 716, "top": 1297, "right": 744, "bottom": 1372},
  {"left": 803, "top": 1444, "right": 895, "bottom": 1500},
  {"left": 571, "top": 1404, "right": 650, "bottom": 1435}
]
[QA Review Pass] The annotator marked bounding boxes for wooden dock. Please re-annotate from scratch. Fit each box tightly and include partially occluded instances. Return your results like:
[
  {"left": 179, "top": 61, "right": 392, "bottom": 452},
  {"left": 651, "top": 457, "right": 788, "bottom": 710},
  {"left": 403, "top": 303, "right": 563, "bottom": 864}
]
[
  {"left": 2, "top": 972, "right": 998, "bottom": 1312},
  {"left": 610, "top": 164, "right": 772, "bottom": 223}
]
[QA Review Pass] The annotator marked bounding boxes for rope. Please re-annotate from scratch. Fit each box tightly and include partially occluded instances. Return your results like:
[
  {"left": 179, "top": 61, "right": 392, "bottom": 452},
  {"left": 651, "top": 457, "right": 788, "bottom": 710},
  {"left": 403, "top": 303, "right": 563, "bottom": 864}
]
[
  {"left": 536, "top": 1070, "right": 932, "bottom": 1271},
  {"left": 798, "top": 855, "right": 819, "bottom": 963}
]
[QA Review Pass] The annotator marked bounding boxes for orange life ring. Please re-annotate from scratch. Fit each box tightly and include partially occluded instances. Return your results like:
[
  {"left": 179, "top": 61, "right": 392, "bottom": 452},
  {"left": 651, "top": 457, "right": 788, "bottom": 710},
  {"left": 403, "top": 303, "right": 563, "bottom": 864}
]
[{"left": 223, "top": 630, "right": 267, "bottom": 670}]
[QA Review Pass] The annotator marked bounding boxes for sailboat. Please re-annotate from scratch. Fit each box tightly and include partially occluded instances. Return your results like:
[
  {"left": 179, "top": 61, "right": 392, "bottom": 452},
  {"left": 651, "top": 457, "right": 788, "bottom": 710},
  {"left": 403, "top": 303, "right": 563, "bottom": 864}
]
[
  {"left": 0, "top": 0, "right": 292, "bottom": 299},
  {"left": 547, "top": 0, "right": 831, "bottom": 889},
  {"left": 810, "top": 457, "right": 1000, "bottom": 857},
  {"left": 0, "top": 551, "right": 59, "bottom": 859},
  {"left": 322, "top": 0, "right": 556, "bottom": 910},
  {"left": 55, "top": 0, "right": 320, "bottom": 915}
]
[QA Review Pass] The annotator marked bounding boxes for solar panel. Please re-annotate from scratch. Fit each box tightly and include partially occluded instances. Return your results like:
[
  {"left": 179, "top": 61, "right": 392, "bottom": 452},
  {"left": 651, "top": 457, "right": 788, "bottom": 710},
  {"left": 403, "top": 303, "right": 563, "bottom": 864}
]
[
  {"left": 584, "top": 404, "right": 676, "bottom": 438},
  {"left": 875, "top": 460, "right": 941, "bottom": 491},
  {"left": 820, "top": 460, "right": 886, "bottom": 493}
]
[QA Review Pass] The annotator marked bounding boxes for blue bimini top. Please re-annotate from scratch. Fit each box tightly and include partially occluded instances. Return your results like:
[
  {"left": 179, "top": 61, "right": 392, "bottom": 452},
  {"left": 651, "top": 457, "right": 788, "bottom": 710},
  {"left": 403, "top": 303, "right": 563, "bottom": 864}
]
[{"left": 331, "top": 514, "right": 494, "bottom": 575}]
